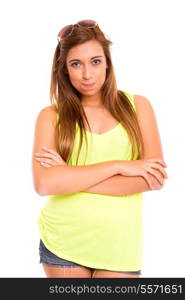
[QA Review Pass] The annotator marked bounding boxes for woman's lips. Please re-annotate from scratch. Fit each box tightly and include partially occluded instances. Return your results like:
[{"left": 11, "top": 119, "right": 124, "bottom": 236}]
[{"left": 81, "top": 83, "right": 95, "bottom": 88}]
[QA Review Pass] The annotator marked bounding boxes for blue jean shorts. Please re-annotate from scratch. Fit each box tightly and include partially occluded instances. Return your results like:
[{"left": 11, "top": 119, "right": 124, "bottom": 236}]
[{"left": 39, "top": 239, "right": 141, "bottom": 274}]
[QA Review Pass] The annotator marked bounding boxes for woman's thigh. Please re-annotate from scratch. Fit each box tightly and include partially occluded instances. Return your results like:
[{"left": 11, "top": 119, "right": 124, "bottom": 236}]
[
  {"left": 39, "top": 239, "right": 93, "bottom": 277},
  {"left": 92, "top": 269, "right": 140, "bottom": 278},
  {"left": 39, "top": 239, "right": 140, "bottom": 278},
  {"left": 42, "top": 263, "right": 93, "bottom": 278}
]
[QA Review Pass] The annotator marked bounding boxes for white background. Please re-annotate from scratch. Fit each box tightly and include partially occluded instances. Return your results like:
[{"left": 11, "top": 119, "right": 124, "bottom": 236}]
[{"left": 0, "top": 0, "right": 184, "bottom": 277}]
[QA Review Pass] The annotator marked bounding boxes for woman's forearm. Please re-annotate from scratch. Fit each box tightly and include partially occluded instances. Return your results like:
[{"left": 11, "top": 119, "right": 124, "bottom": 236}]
[
  {"left": 83, "top": 174, "right": 152, "bottom": 196},
  {"left": 38, "top": 160, "right": 119, "bottom": 195}
]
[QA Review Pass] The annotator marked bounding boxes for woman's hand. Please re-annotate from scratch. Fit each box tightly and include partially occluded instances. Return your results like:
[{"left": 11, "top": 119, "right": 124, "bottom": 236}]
[
  {"left": 146, "top": 172, "right": 166, "bottom": 190},
  {"left": 118, "top": 158, "right": 168, "bottom": 190},
  {"left": 34, "top": 146, "right": 67, "bottom": 168}
]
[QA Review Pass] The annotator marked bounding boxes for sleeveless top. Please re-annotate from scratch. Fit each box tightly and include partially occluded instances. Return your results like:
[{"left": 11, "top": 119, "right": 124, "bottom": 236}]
[{"left": 38, "top": 91, "right": 144, "bottom": 272}]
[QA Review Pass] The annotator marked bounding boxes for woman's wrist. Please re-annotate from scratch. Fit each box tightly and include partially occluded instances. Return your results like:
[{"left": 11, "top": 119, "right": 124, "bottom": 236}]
[{"left": 111, "top": 160, "right": 122, "bottom": 175}]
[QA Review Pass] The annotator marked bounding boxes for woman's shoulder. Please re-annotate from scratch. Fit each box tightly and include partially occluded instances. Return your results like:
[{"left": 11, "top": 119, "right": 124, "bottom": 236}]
[
  {"left": 123, "top": 90, "right": 147, "bottom": 104},
  {"left": 122, "top": 90, "right": 152, "bottom": 113},
  {"left": 133, "top": 94, "right": 152, "bottom": 110},
  {"left": 40, "top": 104, "right": 58, "bottom": 117},
  {"left": 43, "top": 104, "right": 58, "bottom": 113},
  {"left": 132, "top": 94, "right": 157, "bottom": 125},
  {"left": 37, "top": 104, "right": 58, "bottom": 128}
]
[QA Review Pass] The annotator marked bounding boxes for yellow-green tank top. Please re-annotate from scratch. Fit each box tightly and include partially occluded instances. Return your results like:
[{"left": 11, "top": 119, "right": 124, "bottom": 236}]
[{"left": 38, "top": 91, "right": 144, "bottom": 272}]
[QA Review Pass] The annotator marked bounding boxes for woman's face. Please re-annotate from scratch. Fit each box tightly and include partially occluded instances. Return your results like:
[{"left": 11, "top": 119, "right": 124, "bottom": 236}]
[{"left": 66, "top": 40, "right": 108, "bottom": 100}]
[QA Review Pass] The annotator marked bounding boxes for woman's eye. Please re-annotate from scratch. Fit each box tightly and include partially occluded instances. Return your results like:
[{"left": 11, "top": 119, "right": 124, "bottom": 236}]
[
  {"left": 71, "top": 60, "right": 101, "bottom": 67},
  {"left": 92, "top": 59, "right": 101, "bottom": 65},
  {"left": 71, "top": 62, "right": 80, "bottom": 67}
]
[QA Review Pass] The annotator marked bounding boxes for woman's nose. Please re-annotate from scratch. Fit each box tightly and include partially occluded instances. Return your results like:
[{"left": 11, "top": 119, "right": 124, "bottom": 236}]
[{"left": 82, "top": 66, "right": 92, "bottom": 79}]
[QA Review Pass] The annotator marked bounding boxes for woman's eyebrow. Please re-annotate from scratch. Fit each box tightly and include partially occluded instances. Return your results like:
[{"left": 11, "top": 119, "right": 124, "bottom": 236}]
[{"left": 68, "top": 56, "right": 103, "bottom": 63}]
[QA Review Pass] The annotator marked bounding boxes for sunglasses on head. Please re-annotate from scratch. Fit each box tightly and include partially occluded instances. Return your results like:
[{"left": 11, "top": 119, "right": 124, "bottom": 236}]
[{"left": 57, "top": 19, "right": 98, "bottom": 42}]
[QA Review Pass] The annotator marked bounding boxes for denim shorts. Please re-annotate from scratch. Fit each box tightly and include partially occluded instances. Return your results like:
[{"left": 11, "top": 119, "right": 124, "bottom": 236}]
[{"left": 39, "top": 239, "right": 141, "bottom": 274}]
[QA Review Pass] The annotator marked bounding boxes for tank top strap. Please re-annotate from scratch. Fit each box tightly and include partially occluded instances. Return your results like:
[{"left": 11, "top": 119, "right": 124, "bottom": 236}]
[
  {"left": 123, "top": 91, "right": 136, "bottom": 112},
  {"left": 56, "top": 112, "right": 59, "bottom": 123}
]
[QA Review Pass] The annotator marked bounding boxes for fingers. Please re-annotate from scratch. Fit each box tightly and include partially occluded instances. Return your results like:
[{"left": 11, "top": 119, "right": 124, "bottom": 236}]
[
  {"left": 35, "top": 157, "right": 56, "bottom": 166},
  {"left": 145, "top": 167, "right": 164, "bottom": 185},
  {"left": 143, "top": 172, "right": 164, "bottom": 190},
  {"left": 147, "top": 162, "right": 168, "bottom": 179},
  {"left": 35, "top": 152, "right": 57, "bottom": 161},
  {"left": 35, "top": 149, "right": 61, "bottom": 164},
  {"left": 40, "top": 162, "right": 52, "bottom": 168},
  {"left": 36, "top": 147, "right": 65, "bottom": 163},
  {"left": 147, "top": 158, "right": 167, "bottom": 168},
  {"left": 34, "top": 154, "right": 65, "bottom": 166},
  {"left": 41, "top": 147, "right": 62, "bottom": 159},
  {"left": 142, "top": 173, "right": 154, "bottom": 190}
]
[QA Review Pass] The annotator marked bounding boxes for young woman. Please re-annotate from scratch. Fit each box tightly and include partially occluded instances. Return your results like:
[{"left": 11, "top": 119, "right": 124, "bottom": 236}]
[{"left": 32, "top": 20, "right": 168, "bottom": 278}]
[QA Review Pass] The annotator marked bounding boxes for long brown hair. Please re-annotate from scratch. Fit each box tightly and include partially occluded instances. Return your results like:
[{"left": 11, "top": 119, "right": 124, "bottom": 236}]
[{"left": 50, "top": 23, "right": 144, "bottom": 165}]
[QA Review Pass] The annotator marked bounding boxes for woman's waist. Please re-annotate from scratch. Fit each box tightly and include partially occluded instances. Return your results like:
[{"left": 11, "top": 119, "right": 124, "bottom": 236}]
[{"left": 40, "top": 192, "right": 143, "bottom": 224}]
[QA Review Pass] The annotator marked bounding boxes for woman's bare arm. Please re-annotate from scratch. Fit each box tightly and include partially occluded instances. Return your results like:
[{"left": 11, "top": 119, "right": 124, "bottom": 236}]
[
  {"left": 32, "top": 106, "right": 120, "bottom": 195},
  {"left": 38, "top": 161, "right": 119, "bottom": 195},
  {"left": 32, "top": 94, "right": 167, "bottom": 196},
  {"left": 83, "top": 173, "right": 160, "bottom": 196},
  {"left": 82, "top": 94, "right": 168, "bottom": 196}
]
